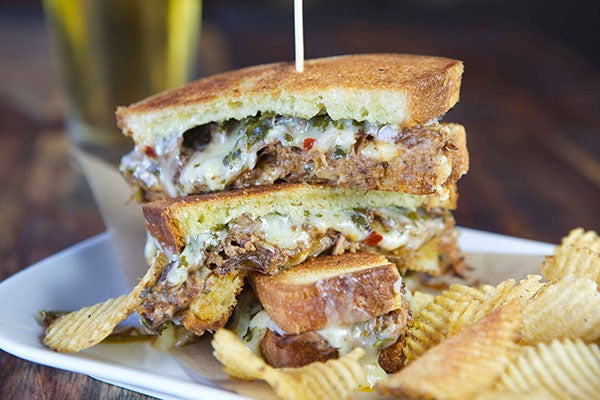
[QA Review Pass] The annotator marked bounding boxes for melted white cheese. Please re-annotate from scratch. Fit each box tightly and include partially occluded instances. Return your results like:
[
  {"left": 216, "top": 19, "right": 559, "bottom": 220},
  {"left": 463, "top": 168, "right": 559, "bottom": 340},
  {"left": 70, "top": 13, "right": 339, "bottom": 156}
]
[
  {"left": 246, "top": 310, "right": 286, "bottom": 353},
  {"left": 177, "top": 119, "right": 360, "bottom": 194},
  {"left": 312, "top": 216, "right": 362, "bottom": 241},
  {"left": 238, "top": 309, "right": 401, "bottom": 386},
  {"left": 144, "top": 232, "right": 158, "bottom": 265},
  {"left": 318, "top": 316, "right": 402, "bottom": 386},
  {"left": 257, "top": 208, "right": 443, "bottom": 253},
  {"left": 159, "top": 206, "right": 443, "bottom": 293},
  {"left": 122, "top": 115, "right": 455, "bottom": 196},
  {"left": 179, "top": 131, "right": 246, "bottom": 192},
  {"left": 360, "top": 141, "right": 400, "bottom": 162},
  {"left": 164, "top": 231, "right": 226, "bottom": 287},
  {"left": 164, "top": 207, "right": 443, "bottom": 281},
  {"left": 311, "top": 124, "right": 357, "bottom": 153},
  {"left": 261, "top": 214, "right": 312, "bottom": 249},
  {"left": 228, "top": 274, "right": 411, "bottom": 387}
]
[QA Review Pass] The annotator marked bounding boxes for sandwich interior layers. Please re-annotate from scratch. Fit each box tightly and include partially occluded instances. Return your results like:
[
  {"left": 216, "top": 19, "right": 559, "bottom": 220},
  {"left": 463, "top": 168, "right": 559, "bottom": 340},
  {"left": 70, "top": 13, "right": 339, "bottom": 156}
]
[
  {"left": 139, "top": 184, "right": 460, "bottom": 334},
  {"left": 230, "top": 291, "right": 408, "bottom": 386},
  {"left": 230, "top": 253, "right": 412, "bottom": 386},
  {"left": 120, "top": 112, "right": 467, "bottom": 199}
]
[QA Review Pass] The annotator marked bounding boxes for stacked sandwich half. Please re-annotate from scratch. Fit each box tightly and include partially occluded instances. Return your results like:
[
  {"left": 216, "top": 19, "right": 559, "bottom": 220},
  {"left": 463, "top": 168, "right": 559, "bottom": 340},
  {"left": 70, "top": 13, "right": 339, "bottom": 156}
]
[{"left": 117, "top": 54, "right": 469, "bottom": 380}]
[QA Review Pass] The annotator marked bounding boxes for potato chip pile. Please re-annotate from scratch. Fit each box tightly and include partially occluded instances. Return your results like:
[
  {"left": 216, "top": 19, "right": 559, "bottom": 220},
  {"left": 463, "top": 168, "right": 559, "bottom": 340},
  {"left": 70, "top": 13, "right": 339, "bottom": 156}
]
[
  {"left": 213, "top": 228, "right": 600, "bottom": 400},
  {"left": 379, "top": 227, "right": 600, "bottom": 399},
  {"left": 43, "top": 253, "right": 166, "bottom": 352},
  {"left": 42, "top": 228, "right": 600, "bottom": 399}
]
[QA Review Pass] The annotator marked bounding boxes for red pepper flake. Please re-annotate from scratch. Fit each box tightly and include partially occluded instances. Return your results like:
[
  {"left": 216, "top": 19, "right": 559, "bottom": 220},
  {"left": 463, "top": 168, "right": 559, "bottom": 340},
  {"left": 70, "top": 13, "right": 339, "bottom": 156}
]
[
  {"left": 143, "top": 145, "right": 157, "bottom": 158},
  {"left": 364, "top": 231, "right": 383, "bottom": 246},
  {"left": 303, "top": 138, "right": 317, "bottom": 151}
]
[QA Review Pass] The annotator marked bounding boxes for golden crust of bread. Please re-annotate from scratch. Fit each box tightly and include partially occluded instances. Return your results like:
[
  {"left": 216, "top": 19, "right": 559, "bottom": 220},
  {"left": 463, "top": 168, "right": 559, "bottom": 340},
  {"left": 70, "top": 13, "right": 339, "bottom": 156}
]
[
  {"left": 142, "top": 183, "right": 457, "bottom": 255},
  {"left": 250, "top": 253, "right": 403, "bottom": 334},
  {"left": 180, "top": 270, "right": 246, "bottom": 335},
  {"left": 117, "top": 54, "right": 463, "bottom": 146},
  {"left": 446, "top": 123, "right": 469, "bottom": 186},
  {"left": 260, "top": 329, "right": 339, "bottom": 368}
]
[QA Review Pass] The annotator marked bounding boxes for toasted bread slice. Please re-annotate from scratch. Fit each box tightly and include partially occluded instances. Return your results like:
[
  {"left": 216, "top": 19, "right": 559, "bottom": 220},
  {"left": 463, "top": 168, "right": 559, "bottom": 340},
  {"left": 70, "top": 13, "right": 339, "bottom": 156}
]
[
  {"left": 180, "top": 270, "right": 246, "bottom": 335},
  {"left": 117, "top": 54, "right": 463, "bottom": 146},
  {"left": 143, "top": 183, "right": 457, "bottom": 256},
  {"left": 250, "top": 253, "right": 404, "bottom": 334},
  {"left": 260, "top": 329, "right": 339, "bottom": 368}
]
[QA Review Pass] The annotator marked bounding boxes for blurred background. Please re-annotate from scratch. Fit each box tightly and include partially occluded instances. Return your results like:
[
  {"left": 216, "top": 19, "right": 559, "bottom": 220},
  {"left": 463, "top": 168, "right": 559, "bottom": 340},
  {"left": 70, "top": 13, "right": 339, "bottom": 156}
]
[
  {"left": 0, "top": 1, "right": 598, "bottom": 398},
  {"left": 7, "top": 0, "right": 598, "bottom": 71}
]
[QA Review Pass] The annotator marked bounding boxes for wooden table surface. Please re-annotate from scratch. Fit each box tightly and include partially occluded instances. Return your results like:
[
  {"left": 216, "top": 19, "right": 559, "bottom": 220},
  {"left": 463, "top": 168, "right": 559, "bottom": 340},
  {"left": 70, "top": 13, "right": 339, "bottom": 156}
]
[{"left": 1, "top": 9, "right": 599, "bottom": 400}]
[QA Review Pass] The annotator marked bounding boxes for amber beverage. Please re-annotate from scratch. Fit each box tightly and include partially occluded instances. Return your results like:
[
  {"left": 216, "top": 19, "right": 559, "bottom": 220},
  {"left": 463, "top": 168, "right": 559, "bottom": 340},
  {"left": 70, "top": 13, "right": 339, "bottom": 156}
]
[{"left": 43, "top": 0, "right": 202, "bottom": 163}]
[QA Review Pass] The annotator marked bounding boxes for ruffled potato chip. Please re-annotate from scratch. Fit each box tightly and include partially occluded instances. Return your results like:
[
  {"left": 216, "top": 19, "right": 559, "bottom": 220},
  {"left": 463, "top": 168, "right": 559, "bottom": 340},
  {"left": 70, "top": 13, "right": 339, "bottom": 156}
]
[
  {"left": 446, "top": 276, "right": 541, "bottom": 335},
  {"left": 521, "top": 275, "right": 600, "bottom": 344},
  {"left": 403, "top": 298, "right": 469, "bottom": 362},
  {"left": 403, "top": 283, "right": 484, "bottom": 362},
  {"left": 44, "top": 253, "right": 165, "bottom": 352},
  {"left": 409, "top": 291, "right": 435, "bottom": 315},
  {"left": 446, "top": 299, "right": 483, "bottom": 337},
  {"left": 482, "top": 275, "right": 544, "bottom": 311},
  {"left": 475, "top": 390, "right": 550, "bottom": 400},
  {"left": 444, "top": 283, "right": 486, "bottom": 303},
  {"left": 379, "top": 302, "right": 523, "bottom": 400},
  {"left": 405, "top": 275, "right": 547, "bottom": 363},
  {"left": 560, "top": 228, "right": 600, "bottom": 252},
  {"left": 542, "top": 244, "right": 600, "bottom": 285},
  {"left": 542, "top": 228, "right": 600, "bottom": 285},
  {"left": 489, "top": 339, "right": 600, "bottom": 399},
  {"left": 211, "top": 328, "right": 366, "bottom": 400}
]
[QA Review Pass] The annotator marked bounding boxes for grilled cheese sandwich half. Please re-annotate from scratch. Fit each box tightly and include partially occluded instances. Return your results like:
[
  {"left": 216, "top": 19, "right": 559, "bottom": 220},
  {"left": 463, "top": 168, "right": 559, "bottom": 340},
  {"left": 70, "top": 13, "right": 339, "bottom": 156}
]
[
  {"left": 117, "top": 54, "right": 468, "bottom": 200},
  {"left": 138, "top": 183, "right": 461, "bottom": 336}
]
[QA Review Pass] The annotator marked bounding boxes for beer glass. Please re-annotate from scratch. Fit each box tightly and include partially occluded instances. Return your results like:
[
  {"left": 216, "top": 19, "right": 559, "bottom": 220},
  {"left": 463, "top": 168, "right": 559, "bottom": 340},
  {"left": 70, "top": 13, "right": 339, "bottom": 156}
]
[{"left": 43, "top": 0, "right": 202, "bottom": 164}]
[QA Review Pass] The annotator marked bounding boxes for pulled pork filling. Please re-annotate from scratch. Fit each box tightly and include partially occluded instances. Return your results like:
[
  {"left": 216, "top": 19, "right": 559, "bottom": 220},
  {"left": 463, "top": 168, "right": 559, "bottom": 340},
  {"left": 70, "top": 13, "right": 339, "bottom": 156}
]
[
  {"left": 139, "top": 205, "right": 453, "bottom": 330},
  {"left": 120, "top": 112, "right": 458, "bottom": 199}
]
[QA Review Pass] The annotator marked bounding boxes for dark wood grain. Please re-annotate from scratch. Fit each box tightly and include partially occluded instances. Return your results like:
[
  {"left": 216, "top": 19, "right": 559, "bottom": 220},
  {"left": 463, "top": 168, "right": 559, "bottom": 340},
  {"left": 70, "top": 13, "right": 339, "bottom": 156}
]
[
  {"left": 0, "top": 12, "right": 598, "bottom": 400},
  {"left": 0, "top": 102, "right": 150, "bottom": 399}
]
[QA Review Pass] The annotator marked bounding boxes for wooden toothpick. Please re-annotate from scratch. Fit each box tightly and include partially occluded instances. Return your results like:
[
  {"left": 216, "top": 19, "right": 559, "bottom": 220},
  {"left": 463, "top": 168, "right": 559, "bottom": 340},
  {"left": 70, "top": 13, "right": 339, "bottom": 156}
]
[{"left": 294, "top": 0, "right": 304, "bottom": 72}]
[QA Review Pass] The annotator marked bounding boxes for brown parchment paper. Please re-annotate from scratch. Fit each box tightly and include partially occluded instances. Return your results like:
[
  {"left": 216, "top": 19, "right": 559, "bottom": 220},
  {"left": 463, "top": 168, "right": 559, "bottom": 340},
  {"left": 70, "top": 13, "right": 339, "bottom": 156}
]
[
  {"left": 73, "top": 148, "right": 148, "bottom": 287},
  {"left": 73, "top": 149, "right": 549, "bottom": 399}
]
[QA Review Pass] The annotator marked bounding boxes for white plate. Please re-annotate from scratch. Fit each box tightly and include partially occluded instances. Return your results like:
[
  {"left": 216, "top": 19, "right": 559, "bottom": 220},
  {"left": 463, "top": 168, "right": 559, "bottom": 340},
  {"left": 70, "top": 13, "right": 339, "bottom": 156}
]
[{"left": 0, "top": 228, "right": 555, "bottom": 400}]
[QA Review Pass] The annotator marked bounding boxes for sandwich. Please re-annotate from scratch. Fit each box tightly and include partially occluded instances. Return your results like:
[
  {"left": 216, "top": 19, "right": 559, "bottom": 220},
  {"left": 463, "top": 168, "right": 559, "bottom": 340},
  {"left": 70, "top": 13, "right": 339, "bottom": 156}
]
[
  {"left": 116, "top": 54, "right": 468, "bottom": 200},
  {"left": 139, "top": 183, "right": 460, "bottom": 337},
  {"left": 230, "top": 252, "right": 412, "bottom": 384},
  {"left": 43, "top": 54, "right": 469, "bottom": 389},
  {"left": 123, "top": 54, "right": 467, "bottom": 369}
]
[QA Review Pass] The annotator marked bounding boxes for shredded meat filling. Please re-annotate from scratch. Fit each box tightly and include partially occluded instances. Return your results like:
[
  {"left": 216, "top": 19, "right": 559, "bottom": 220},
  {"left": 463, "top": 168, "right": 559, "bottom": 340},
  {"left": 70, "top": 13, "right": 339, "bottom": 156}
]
[
  {"left": 232, "top": 128, "right": 457, "bottom": 193},
  {"left": 139, "top": 217, "right": 337, "bottom": 329},
  {"left": 121, "top": 115, "right": 465, "bottom": 200},
  {"left": 138, "top": 210, "right": 460, "bottom": 331}
]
